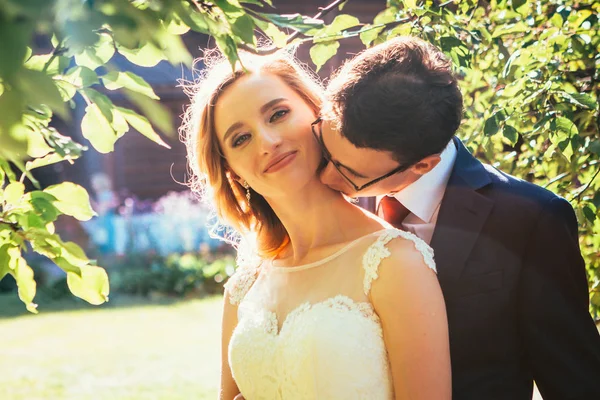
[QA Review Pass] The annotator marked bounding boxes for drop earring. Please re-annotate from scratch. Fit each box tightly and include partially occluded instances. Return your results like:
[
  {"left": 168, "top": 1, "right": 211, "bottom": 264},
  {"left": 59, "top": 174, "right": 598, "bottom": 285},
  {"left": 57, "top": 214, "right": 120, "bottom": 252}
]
[{"left": 242, "top": 181, "right": 251, "bottom": 202}]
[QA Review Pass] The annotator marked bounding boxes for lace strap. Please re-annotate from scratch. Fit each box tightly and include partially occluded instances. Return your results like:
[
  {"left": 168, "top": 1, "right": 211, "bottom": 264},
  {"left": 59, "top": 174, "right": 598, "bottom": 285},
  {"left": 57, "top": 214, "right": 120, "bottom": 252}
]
[
  {"left": 223, "top": 263, "right": 260, "bottom": 306},
  {"left": 362, "top": 229, "right": 436, "bottom": 296}
]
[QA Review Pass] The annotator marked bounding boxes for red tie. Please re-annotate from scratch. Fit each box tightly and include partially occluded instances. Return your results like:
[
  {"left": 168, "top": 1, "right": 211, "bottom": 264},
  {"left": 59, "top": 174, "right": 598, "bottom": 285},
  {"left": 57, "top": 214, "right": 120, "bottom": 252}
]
[{"left": 377, "top": 196, "right": 411, "bottom": 229}]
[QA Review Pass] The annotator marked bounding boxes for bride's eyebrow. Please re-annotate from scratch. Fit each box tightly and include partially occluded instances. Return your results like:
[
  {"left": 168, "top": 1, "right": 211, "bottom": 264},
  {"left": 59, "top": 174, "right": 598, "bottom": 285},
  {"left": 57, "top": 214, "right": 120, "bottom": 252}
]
[
  {"left": 223, "top": 98, "right": 290, "bottom": 142},
  {"left": 260, "top": 98, "right": 288, "bottom": 114},
  {"left": 223, "top": 122, "right": 244, "bottom": 143}
]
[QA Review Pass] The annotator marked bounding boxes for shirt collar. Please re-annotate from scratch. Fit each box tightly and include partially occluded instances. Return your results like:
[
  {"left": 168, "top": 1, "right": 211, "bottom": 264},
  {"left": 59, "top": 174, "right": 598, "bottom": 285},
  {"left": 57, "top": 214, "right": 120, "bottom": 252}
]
[{"left": 392, "top": 140, "right": 458, "bottom": 223}]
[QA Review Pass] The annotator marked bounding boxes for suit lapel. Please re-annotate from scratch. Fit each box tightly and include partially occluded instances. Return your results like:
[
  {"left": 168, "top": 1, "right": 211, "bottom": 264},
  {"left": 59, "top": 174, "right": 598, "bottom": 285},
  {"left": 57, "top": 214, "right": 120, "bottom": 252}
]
[{"left": 430, "top": 138, "right": 494, "bottom": 283}]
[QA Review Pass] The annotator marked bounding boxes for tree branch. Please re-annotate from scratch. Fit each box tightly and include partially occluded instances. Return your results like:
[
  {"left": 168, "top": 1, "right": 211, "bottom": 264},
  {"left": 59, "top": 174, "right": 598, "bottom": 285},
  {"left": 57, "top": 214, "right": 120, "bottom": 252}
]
[
  {"left": 572, "top": 165, "right": 600, "bottom": 202},
  {"left": 238, "top": 0, "right": 351, "bottom": 55}
]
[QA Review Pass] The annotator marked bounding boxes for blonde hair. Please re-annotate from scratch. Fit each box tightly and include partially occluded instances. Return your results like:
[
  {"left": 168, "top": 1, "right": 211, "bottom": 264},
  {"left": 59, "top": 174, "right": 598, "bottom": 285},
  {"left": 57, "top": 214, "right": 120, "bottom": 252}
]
[{"left": 181, "top": 49, "right": 324, "bottom": 259}]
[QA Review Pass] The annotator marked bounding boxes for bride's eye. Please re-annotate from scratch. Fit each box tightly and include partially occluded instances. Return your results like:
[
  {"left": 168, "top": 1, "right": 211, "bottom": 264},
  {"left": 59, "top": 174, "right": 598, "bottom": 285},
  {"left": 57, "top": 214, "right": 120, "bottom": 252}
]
[
  {"left": 269, "top": 108, "right": 289, "bottom": 123},
  {"left": 232, "top": 133, "right": 250, "bottom": 148}
]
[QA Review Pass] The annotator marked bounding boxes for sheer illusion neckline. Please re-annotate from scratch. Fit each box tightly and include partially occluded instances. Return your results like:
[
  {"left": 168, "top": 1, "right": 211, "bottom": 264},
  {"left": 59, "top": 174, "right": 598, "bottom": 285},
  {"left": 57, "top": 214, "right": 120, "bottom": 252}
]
[{"left": 268, "top": 228, "right": 389, "bottom": 272}]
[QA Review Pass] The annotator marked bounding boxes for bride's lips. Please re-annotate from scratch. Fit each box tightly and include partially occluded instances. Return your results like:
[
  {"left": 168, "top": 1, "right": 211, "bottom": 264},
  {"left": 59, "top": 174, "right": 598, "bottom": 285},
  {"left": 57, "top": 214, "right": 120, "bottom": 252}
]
[{"left": 263, "top": 151, "right": 298, "bottom": 173}]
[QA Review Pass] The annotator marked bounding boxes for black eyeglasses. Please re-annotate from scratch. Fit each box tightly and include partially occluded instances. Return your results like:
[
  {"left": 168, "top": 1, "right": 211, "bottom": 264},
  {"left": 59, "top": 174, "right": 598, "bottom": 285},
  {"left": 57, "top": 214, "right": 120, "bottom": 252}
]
[{"left": 311, "top": 117, "right": 410, "bottom": 192}]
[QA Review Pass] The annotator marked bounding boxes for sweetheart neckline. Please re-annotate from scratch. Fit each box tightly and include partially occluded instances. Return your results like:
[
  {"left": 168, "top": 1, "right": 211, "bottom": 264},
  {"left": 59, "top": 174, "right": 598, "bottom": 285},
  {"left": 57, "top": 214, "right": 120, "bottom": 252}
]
[{"left": 254, "top": 294, "right": 379, "bottom": 336}]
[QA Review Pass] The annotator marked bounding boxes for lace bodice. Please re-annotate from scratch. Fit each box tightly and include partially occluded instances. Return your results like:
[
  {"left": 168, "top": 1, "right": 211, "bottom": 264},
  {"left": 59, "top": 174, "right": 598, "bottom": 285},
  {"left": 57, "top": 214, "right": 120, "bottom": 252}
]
[{"left": 224, "top": 228, "right": 436, "bottom": 400}]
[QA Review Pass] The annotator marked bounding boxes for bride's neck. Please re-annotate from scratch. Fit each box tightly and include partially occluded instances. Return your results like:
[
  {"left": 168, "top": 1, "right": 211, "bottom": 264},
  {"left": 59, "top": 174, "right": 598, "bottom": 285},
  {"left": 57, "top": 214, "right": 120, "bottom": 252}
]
[{"left": 264, "top": 179, "right": 365, "bottom": 264}]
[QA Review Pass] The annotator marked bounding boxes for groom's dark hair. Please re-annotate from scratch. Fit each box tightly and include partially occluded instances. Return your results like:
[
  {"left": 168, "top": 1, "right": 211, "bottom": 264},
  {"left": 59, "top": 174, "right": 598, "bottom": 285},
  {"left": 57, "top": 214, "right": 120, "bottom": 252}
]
[{"left": 324, "top": 36, "right": 463, "bottom": 165}]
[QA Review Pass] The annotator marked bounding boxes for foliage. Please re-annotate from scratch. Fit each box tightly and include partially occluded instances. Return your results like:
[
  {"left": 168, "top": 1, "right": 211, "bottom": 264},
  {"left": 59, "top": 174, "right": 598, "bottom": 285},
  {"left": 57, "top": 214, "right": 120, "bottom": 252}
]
[
  {"left": 0, "top": 0, "right": 598, "bottom": 314},
  {"left": 0, "top": 0, "right": 323, "bottom": 312},
  {"left": 108, "top": 253, "right": 236, "bottom": 297}
]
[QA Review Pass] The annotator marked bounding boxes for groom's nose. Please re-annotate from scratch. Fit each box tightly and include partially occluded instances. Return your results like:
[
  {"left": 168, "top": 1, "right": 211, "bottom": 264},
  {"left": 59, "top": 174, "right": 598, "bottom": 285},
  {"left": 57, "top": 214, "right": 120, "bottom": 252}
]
[{"left": 319, "top": 162, "right": 348, "bottom": 192}]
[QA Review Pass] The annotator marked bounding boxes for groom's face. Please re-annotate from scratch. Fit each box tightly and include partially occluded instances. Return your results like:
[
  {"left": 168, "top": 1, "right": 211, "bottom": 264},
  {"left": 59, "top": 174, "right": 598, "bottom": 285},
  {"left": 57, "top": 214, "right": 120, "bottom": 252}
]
[{"left": 317, "top": 119, "right": 422, "bottom": 197}]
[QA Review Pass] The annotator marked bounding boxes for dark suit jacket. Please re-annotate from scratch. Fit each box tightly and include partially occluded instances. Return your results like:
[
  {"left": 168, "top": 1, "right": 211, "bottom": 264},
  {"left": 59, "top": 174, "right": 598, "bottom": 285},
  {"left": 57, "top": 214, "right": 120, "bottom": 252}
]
[{"left": 383, "top": 137, "right": 600, "bottom": 399}]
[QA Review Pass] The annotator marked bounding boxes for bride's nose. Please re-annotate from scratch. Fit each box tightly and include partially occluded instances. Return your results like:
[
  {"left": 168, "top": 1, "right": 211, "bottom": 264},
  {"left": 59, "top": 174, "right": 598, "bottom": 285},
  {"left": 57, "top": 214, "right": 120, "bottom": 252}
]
[{"left": 258, "top": 127, "right": 283, "bottom": 153}]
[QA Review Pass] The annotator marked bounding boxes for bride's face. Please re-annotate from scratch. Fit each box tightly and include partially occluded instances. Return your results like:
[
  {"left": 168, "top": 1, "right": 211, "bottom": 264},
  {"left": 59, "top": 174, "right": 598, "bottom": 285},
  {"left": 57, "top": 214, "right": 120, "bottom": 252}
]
[{"left": 214, "top": 72, "right": 322, "bottom": 199}]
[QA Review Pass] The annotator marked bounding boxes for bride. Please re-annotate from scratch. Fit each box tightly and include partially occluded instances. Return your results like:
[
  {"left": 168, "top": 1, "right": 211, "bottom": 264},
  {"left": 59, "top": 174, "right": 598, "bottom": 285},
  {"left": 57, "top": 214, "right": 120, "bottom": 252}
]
[{"left": 182, "top": 49, "right": 451, "bottom": 400}]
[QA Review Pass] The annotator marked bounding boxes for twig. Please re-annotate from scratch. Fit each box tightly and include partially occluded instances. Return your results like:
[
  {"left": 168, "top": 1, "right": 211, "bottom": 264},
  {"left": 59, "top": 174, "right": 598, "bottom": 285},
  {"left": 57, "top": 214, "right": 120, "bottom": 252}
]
[
  {"left": 572, "top": 166, "right": 600, "bottom": 202},
  {"left": 0, "top": 218, "right": 20, "bottom": 232},
  {"left": 294, "top": 16, "right": 412, "bottom": 45},
  {"left": 43, "top": 39, "right": 67, "bottom": 73},
  {"left": 238, "top": 0, "right": 350, "bottom": 55}
]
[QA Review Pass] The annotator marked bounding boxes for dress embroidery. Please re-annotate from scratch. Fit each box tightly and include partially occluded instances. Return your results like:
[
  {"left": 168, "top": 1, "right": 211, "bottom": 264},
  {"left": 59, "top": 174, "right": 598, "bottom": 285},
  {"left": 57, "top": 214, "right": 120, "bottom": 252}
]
[
  {"left": 224, "top": 263, "right": 259, "bottom": 306},
  {"left": 227, "top": 228, "right": 437, "bottom": 400},
  {"left": 363, "top": 229, "right": 436, "bottom": 295}
]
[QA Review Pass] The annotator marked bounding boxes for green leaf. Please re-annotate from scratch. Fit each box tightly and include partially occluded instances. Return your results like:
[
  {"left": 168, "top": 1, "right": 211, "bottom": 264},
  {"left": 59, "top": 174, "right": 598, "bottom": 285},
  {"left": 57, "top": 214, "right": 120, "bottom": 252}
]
[
  {"left": 511, "top": 0, "right": 527, "bottom": 10},
  {"left": 26, "top": 131, "right": 53, "bottom": 158},
  {"left": 0, "top": 20, "right": 34, "bottom": 79},
  {"left": 54, "top": 78, "right": 77, "bottom": 101},
  {"left": 556, "top": 91, "right": 597, "bottom": 110},
  {"left": 359, "top": 24, "right": 385, "bottom": 47},
  {"left": 261, "top": 13, "right": 324, "bottom": 33},
  {"left": 81, "top": 88, "right": 115, "bottom": 122},
  {"left": 214, "top": 0, "right": 245, "bottom": 18},
  {"left": 67, "top": 265, "right": 110, "bottom": 305},
  {"left": 59, "top": 241, "right": 90, "bottom": 269},
  {"left": 25, "top": 53, "right": 60, "bottom": 74},
  {"left": 503, "top": 124, "right": 519, "bottom": 146},
  {"left": 440, "top": 36, "right": 470, "bottom": 68},
  {"left": 231, "top": 14, "right": 256, "bottom": 46},
  {"left": 325, "top": 14, "right": 361, "bottom": 35},
  {"left": 158, "top": 33, "right": 192, "bottom": 67},
  {"left": 74, "top": 33, "right": 115, "bottom": 70},
  {"left": 491, "top": 22, "right": 529, "bottom": 38},
  {"left": 0, "top": 245, "right": 10, "bottom": 281},
  {"left": 26, "top": 152, "right": 77, "bottom": 171},
  {"left": 164, "top": 15, "right": 191, "bottom": 35},
  {"left": 570, "top": 10, "right": 593, "bottom": 28},
  {"left": 44, "top": 128, "right": 87, "bottom": 159},
  {"left": 240, "top": 0, "right": 269, "bottom": 6},
  {"left": 54, "top": 257, "right": 82, "bottom": 275},
  {"left": 310, "top": 41, "right": 340, "bottom": 72},
  {"left": 63, "top": 66, "right": 99, "bottom": 88},
  {"left": 484, "top": 110, "right": 508, "bottom": 136},
  {"left": 583, "top": 204, "right": 597, "bottom": 223},
  {"left": 374, "top": 6, "right": 400, "bottom": 25},
  {"left": 253, "top": 19, "right": 287, "bottom": 47},
  {"left": 589, "top": 140, "right": 600, "bottom": 157},
  {"left": 17, "top": 69, "right": 69, "bottom": 121},
  {"left": 215, "top": 35, "right": 240, "bottom": 70},
  {"left": 125, "top": 91, "right": 174, "bottom": 137},
  {"left": 111, "top": 108, "right": 130, "bottom": 137},
  {"left": 30, "top": 195, "right": 60, "bottom": 222},
  {"left": 118, "top": 43, "right": 166, "bottom": 68},
  {"left": 102, "top": 71, "right": 159, "bottom": 100},
  {"left": 4, "top": 182, "right": 25, "bottom": 205},
  {"left": 0, "top": 159, "right": 17, "bottom": 182},
  {"left": 81, "top": 103, "right": 118, "bottom": 153},
  {"left": 550, "top": 12, "right": 564, "bottom": 28},
  {"left": 591, "top": 291, "right": 600, "bottom": 308},
  {"left": 44, "top": 182, "right": 97, "bottom": 221},
  {"left": 117, "top": 107, "right": 171, "bottom": 149},
  {"left": 17, "top": 211, "right": 46, "bottom": 230},
  {"left": 11, "top": 255, "right": 38, "bottom": 313},
  {"left": 551, "top": 116, "right": 579, "bottom": 138}
]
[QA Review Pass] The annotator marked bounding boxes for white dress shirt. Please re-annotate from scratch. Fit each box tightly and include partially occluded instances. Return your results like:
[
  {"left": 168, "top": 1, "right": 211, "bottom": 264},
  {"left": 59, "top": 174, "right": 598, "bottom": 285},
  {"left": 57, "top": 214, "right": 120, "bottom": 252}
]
[{"left": 391, "top": 140, "right": 458, "bottom": 244}]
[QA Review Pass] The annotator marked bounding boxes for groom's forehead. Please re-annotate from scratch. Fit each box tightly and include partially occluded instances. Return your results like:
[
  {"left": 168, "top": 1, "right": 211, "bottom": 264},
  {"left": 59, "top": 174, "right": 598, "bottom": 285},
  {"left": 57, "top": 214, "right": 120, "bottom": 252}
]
[{"left": 321, "top": 120, "right": 395, "bottom": 171}]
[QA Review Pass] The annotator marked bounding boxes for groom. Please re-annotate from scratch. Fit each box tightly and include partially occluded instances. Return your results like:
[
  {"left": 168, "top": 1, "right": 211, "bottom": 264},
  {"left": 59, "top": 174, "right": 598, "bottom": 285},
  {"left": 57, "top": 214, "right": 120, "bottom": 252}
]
[{"left": 317, "top": 36, "right": 600, "bottom": 399}]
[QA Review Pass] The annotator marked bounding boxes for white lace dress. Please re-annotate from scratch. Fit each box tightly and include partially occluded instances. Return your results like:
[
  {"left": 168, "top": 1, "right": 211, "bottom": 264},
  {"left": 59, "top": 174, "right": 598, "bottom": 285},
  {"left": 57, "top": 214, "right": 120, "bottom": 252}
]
[{"left": 224, "top": 228, "right": 436, "bottom": 400}]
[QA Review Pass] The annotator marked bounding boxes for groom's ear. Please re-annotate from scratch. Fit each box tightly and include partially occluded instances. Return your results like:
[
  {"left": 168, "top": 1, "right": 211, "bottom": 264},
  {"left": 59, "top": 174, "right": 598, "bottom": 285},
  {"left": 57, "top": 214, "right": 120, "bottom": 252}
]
[{"left": 411, "top": 154, "right": 442, "bottom": 176}]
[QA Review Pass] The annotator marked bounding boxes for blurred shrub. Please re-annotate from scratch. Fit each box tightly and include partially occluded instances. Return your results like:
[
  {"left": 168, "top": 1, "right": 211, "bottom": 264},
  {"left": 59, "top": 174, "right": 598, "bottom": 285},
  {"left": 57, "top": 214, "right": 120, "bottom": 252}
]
[{"left": 108, "top": 253, "right": 236, "bottom": 297}]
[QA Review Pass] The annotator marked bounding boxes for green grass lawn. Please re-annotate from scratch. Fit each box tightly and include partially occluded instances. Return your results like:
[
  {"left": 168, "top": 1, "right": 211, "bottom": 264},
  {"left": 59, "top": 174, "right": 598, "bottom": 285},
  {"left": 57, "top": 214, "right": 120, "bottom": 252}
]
[{"left": 0, "top": 293, "right": 224, "bottom": 400}]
